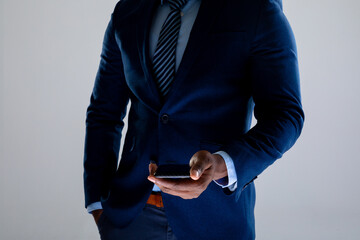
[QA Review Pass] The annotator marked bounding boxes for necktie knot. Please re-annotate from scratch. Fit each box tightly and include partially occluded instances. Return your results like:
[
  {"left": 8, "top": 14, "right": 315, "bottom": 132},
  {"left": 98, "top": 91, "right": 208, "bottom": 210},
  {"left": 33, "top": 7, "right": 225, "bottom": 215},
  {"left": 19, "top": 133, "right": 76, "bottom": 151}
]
[{"left": 168, "top": 0, "right": 188, "bottom": 11}]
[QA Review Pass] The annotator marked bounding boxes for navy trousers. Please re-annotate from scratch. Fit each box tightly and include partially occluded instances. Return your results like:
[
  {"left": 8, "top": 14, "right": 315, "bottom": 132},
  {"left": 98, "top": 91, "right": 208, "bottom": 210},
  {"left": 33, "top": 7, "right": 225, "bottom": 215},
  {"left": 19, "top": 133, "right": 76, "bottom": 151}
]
[{"left": 97, "top": 204, "right": 178, "bottom": 240}]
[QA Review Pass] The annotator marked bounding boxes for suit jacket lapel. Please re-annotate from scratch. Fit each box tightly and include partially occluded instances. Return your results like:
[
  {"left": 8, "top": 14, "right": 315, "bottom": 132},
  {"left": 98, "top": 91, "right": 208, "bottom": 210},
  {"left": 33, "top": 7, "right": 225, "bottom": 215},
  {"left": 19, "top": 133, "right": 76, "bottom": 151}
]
[
  {"left": 163, "top": 0, "right": 226, "bottom": 107},
  {"left": 135, "top": 0, "right": 225, "bottom": 110},
  {"left": 136, "top": 0, "right": 162, "bottom": 112}
]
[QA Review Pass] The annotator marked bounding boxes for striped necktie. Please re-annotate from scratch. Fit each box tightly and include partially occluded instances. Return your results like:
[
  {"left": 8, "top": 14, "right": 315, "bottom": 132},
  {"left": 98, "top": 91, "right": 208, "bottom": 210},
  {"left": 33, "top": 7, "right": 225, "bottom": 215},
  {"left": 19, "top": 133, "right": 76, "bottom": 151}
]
[{"left": 152, "top": 0, "right": 188, "bottom": 99}]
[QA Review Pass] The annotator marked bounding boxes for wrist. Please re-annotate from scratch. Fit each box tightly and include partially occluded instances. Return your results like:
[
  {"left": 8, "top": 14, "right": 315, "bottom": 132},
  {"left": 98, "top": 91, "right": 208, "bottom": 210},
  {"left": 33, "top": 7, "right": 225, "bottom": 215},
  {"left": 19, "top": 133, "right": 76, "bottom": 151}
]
[
  {"left": 92, "top": 209, "right": 103, "bottom": 225},
  {"left": 212, "top": 153, "right": 228, "bottom": 180}
]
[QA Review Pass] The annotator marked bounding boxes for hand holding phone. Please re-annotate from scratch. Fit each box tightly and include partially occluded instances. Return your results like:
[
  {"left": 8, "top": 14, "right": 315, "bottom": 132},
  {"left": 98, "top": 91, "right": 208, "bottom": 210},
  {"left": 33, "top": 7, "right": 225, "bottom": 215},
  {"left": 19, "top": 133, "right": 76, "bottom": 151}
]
[{"left": 148, "top": 151, "right": 228, "bottom": 199}]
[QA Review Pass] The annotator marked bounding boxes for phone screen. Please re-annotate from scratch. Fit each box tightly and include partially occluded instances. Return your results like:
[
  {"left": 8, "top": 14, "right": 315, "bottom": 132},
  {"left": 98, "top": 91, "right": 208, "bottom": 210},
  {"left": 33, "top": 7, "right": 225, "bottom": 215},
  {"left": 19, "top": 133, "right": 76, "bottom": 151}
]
[{"left": 154, "top": 164, "right": 191, "bottom": 179}]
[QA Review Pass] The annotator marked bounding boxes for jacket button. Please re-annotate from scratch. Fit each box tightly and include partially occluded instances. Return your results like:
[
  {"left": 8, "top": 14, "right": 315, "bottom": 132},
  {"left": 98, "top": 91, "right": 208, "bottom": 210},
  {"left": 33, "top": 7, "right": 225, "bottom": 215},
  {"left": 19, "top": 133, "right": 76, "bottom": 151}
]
[{"left": 160, "top": 114, "right": 169, "bottom": 124}]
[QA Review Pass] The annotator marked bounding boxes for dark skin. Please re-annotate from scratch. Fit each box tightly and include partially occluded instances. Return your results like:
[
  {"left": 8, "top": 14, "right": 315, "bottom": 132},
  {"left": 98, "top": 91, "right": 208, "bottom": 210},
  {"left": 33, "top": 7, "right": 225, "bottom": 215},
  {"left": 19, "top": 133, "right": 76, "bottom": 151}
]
[
  {"left": 92, "top": 150, "right": 228, "bottom": 224},
  {"left": 92, "top": 209, "right": 103, "bottom": 225}
]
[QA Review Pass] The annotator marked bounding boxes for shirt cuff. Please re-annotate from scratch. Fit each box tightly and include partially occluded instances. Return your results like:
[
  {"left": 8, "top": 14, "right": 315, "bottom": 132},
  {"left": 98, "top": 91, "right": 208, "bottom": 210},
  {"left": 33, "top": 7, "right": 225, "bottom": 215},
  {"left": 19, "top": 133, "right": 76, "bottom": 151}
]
[
  {"left": 87, "top": 201, "right": 103, "bottom": 214},
  {"left": 213, "top": 151, "right": 238, "bottom": 191}
]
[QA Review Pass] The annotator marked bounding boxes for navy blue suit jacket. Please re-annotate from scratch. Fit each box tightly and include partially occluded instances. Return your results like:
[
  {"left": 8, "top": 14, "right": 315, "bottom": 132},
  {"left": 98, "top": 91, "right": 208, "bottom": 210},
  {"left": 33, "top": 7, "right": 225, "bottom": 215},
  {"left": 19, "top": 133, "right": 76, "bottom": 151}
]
[{"left": 84, "top": 0, "right": 304, "bottom": 239}]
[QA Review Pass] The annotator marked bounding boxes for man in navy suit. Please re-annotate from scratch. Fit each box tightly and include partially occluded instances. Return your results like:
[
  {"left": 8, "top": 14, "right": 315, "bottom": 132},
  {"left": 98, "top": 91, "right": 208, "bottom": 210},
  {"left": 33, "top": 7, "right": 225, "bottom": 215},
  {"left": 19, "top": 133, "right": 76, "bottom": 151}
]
[{"left": 83, "top": 0, "right": 304, "bottom": 239}]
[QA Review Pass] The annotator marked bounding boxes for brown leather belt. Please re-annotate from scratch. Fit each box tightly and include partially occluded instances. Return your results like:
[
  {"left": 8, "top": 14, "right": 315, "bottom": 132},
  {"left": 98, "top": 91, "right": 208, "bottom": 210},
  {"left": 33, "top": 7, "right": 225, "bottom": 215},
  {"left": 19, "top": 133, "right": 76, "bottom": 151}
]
[{"left": 146, "top": 192, "right": 164, "bottom": 208}]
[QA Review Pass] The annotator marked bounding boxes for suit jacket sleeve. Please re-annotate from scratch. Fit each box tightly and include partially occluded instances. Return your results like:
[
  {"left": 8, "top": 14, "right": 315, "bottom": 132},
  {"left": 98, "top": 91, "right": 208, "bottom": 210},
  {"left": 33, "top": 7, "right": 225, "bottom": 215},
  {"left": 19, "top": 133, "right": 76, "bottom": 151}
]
[
  {"left": 83, "top": 13, "right": 130, "bottom": 208},
  {"left": 222, "top": 0, "right": 304, "bottom": 198}
]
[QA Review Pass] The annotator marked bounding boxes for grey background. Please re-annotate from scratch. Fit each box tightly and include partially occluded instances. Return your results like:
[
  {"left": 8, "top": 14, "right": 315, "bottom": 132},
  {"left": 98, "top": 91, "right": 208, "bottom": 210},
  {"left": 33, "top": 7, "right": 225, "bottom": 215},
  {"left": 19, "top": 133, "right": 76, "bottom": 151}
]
[{"left": 1, "top": 0, "right": 359, "bottom": 239}]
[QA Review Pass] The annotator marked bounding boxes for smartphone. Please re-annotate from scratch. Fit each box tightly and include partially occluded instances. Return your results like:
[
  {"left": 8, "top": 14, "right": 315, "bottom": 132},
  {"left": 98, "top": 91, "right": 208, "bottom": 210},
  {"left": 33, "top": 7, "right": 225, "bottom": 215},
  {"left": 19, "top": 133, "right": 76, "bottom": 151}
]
[{"left": 154, "top": 164, "right": 191, "bottom": 179}]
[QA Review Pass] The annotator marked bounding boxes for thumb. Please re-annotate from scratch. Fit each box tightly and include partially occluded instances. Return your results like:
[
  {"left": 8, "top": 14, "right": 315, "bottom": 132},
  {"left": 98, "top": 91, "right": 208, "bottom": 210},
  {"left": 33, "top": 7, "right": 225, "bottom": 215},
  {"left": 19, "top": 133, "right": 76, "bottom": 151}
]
[
  {"left": 190, "top": 165, "right": 203, "bottom": 180},
  {"left": 189, "top": 154, "right": 209, "bottom": 180}
]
